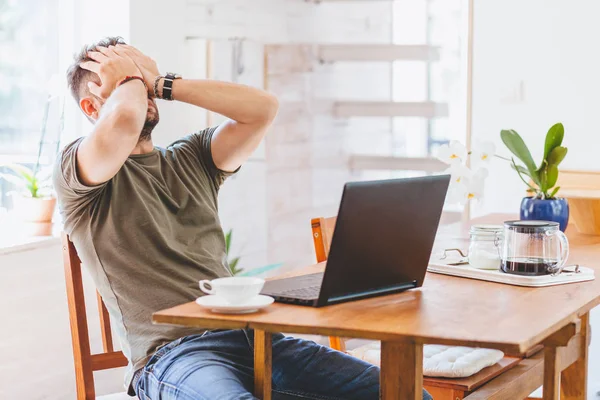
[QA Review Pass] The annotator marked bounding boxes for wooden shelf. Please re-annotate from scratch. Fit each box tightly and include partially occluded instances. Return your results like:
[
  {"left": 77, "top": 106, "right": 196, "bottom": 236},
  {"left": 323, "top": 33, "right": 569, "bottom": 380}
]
[
  {"left": 310, "top": 0, "right": 391, "bottom": 2},
  {"left": 334, "top": 101, "right": 449, "bottom": 118},
  {"left": 349, "top": 155, "right": 447, "bottom": 173},
  {"left": 318, "top": 44, "right": 440, "bottom": 62}
]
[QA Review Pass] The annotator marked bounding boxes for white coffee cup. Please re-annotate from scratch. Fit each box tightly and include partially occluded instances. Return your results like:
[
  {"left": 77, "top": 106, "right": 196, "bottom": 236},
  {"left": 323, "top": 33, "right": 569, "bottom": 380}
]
[{"left": 199, "top": 277, "right": 265, "bottom": 304}]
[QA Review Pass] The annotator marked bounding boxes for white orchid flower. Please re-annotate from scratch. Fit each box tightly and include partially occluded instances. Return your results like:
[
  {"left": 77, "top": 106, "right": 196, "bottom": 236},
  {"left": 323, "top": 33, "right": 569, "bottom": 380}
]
[
  {"left": 447, "top": 181, "right": 469, "bottom": 206},
  {"left": 436, "top": 141, "right": 467, "bottom": 165},
  {"left": 463, "top": 168, "right": 488, "bottom": 201},
  {"left": 445, "top": 164, "right": 472, "bottom": 185},
  {"left": 470, "top": 141, "right": 496, "bottom": 168}
]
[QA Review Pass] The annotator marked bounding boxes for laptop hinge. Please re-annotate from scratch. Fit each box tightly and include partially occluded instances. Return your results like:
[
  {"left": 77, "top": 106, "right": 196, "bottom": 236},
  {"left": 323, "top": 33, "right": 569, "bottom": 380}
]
[{"left": 323, "top": 281, "right": 418, "bottom": 306}]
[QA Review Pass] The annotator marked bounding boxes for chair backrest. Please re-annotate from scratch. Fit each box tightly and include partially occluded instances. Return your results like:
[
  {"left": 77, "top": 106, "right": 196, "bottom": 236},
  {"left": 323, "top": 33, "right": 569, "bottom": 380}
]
[
  {"left": 311, "top": 217, "right": 337, "bottom": 263},
  {"left": 310, "top": 217, "right": 348, "bottom": 351},
  {"left": 62, "top": 233, "right": 128, "bottom": 400}
]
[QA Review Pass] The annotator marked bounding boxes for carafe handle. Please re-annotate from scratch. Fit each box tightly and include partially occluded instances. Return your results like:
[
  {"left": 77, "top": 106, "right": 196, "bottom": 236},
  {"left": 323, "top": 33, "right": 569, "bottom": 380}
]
[{"left": 549, "top": 230, "right": 570, "bottom": 275}]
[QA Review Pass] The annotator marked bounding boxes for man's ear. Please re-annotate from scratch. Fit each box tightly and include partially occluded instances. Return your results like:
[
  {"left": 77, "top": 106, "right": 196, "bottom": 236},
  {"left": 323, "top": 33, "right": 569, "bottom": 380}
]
[{"left": 80, "top": 96, "right": 100, "bottom": 122}]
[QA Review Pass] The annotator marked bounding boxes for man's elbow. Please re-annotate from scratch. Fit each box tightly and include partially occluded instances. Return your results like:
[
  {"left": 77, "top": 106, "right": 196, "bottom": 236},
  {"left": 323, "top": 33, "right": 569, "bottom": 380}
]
[{"left": 260, "top": 94, "right": 279, "bottom": 124}]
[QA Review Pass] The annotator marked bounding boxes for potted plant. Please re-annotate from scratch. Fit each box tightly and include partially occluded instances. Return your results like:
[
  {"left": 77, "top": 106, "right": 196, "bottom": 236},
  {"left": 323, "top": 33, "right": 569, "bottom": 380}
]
[
  {"left": 0, "top": 76, "right": 63, "bottom": 228},
  {"left": 500, "top": 122, "right": 569, "bottom": 231},
  {"left": 0, "top": 163, "right": 56, "bottom": 223}
]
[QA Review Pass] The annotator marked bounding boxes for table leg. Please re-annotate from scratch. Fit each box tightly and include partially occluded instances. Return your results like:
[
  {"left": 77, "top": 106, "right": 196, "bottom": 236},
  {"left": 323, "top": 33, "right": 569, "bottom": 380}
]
[
  {"left": 254, "top": 329, "right": 272, "bottom": 400},
  {"left": 561, "top": 312, "right": 590, "bottom": 400},
  {"left": 380, "top": 341, "right": 423, "bottom": 400},
  {"left": 543, "top": 346, "right": 561, "bottom": 400}
]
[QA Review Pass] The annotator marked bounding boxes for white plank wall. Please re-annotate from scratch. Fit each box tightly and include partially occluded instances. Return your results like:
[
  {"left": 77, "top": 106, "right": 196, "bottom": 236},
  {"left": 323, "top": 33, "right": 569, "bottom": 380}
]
[{"left": 181, "top": 0, "right": 397, "bottom": 271}]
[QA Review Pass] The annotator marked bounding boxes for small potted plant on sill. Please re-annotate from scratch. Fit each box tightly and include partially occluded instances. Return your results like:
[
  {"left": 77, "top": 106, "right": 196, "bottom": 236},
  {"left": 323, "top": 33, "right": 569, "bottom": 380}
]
[
  {"left": 1, "top": 163, "right": 56, "bottom": 224},
  {"left": 0, "top": 74, "right": 63, "bottom": 231},
  {"left": 500, "top": 122, "right": 569, "bottom": 231}
]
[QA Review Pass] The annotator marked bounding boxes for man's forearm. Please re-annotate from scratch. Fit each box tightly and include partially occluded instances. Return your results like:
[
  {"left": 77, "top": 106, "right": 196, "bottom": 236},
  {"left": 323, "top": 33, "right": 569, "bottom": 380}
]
[
  {"left": 77, "top": 80, "right": 148, "bottom": 186},
  {"left": 163, "top": 79, "right": 278, "bottom": 124}
]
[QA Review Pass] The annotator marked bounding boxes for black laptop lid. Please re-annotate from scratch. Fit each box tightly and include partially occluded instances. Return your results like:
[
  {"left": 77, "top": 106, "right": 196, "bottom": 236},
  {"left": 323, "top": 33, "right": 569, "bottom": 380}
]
[{"left": 317, "top": 175, "right": 450, "bottom": 306}]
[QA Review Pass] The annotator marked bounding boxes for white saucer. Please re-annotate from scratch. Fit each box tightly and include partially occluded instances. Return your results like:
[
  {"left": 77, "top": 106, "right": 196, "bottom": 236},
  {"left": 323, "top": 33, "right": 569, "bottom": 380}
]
[{"left": 196, "top": 295, "right": 274, "bottom": 314}]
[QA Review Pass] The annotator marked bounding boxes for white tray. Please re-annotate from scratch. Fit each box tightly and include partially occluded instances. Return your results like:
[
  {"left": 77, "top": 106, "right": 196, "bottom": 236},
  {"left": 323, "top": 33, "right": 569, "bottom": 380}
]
[{"left": 428, "top": 260, "right": 595, "bottom": 287}]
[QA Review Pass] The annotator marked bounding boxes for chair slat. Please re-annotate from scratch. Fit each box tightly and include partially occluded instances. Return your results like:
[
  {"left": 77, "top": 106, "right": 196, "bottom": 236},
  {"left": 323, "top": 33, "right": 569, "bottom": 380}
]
[
  {"left": 91, "top": 351, "right": 128, "bottom": 371},
  {"left": 97, "top": 291, "right": 114, "bottom": 353},
  {"left": 62, "top": 233, "right": 95, "bottom": 400}
]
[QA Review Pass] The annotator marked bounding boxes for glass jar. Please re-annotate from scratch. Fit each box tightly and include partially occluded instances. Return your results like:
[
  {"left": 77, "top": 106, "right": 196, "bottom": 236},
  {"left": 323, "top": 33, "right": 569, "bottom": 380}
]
[{"left": 468, "top": 224, "right": 503, "bottom": 270}]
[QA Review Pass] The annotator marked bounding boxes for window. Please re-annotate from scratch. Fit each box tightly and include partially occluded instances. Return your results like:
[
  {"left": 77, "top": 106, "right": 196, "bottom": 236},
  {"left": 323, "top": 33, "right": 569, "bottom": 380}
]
[
  {"left": 0, "top": 0, "right": 60, "bottom": 210},
  {"left": 392, "top": 0, "right": 468, "bottom": 158}
]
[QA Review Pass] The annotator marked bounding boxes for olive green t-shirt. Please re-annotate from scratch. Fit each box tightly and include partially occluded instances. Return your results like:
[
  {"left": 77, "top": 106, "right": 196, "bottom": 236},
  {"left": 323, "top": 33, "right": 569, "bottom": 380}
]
[{"left": 53, "top": 127, "right": 235, "bottom": 392}]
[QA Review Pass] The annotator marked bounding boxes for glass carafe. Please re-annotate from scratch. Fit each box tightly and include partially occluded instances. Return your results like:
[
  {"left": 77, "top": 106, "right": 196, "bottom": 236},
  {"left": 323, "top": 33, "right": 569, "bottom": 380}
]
[{"left": 500, "top": 220, "right": 569, "bottom": 276}]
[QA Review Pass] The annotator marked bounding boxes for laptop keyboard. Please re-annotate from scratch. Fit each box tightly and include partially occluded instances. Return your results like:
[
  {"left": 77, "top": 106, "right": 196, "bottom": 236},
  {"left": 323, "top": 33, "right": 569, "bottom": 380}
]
[
  {"left": 277, "top": 286, "right": 321, "bottom": 299},
  {"left": 261, "top": 272, "right": 324, "bottom": 301}
]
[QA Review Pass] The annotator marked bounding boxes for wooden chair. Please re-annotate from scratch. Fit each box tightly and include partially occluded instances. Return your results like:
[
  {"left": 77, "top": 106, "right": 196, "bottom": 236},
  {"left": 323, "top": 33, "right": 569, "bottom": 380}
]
[
  {"left": 310, "top": 217, "right": 549, "bottom": 400},
  {"left": 62, "top": 233, "right": 130, "bottom": 400}
]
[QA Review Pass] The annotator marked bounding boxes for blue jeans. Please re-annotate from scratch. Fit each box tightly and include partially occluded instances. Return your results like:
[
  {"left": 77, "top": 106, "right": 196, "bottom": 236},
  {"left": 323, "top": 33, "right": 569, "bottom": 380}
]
[{"left": 136, "top": 329, "right": 433, "bottom": 400}]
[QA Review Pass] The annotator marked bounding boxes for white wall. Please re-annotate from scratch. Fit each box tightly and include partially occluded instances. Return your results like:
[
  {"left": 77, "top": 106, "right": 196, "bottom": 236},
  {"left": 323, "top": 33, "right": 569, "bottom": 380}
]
[
  {"left": 472, "top": 1, "right": 600, "bottom": 395},
  {"left": 472, "top": 0, "right": 600, "bottom": 217}
]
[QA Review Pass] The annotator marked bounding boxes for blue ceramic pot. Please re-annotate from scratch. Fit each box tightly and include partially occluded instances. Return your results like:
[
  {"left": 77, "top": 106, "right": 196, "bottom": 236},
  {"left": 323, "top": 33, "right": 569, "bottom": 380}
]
[{"left": 520, "top": 197, "right": 570, "bottom": 232}]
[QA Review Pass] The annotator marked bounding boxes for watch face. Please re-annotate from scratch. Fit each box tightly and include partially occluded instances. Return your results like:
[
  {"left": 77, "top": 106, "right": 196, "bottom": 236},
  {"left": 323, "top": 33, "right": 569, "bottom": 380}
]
[{"left": 166, "top": 72, "right": 182, "bottom": 79}]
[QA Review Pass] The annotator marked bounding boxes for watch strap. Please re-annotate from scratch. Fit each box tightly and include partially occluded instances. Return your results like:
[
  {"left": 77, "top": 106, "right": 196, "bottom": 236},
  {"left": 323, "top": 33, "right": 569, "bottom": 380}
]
[{"left": 162, "top": 72, "right": 181, "bottom": 101}]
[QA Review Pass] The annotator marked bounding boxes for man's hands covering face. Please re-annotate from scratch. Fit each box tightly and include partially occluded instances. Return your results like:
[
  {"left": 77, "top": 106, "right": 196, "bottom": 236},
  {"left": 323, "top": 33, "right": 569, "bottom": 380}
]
[
  {"left": 81, "top": 44, "right": 160, "bottom": 99},
  {"left": 115, "top": 44, "right": 160, "bottom": 98},
  {"left": 81, "top": 45, "right": 143, "bottom": 99}
]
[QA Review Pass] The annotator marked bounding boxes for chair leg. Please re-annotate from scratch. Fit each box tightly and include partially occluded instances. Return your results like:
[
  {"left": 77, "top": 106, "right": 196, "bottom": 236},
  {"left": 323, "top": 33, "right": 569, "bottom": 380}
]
[{"left": 328, "top": 336, "right": 347, "bottom": 352}]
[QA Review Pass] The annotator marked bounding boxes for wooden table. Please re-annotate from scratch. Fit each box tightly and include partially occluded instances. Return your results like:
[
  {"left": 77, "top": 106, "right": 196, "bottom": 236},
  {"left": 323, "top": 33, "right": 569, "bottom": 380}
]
[{"left": 153, "top": 214, "right": 600, "bottom": 399}]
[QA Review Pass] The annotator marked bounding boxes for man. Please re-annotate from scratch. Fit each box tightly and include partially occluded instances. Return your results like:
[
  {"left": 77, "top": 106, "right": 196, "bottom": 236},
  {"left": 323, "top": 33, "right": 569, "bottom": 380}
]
[{"left": 54, "top": 37, "right": 433, "bottom": 400}]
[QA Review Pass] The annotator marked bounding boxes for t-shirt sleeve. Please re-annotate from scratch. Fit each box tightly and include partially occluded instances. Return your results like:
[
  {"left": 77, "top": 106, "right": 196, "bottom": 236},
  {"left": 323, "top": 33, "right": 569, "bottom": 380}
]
[
  {"left": 178, "top": 126, "right": 240, "bottom": 189},
  {"left": 52, "top": 138, "right": 108, "bottom": 219}
]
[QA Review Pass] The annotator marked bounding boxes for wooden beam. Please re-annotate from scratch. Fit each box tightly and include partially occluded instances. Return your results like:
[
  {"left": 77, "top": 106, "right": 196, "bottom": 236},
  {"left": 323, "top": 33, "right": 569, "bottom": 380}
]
[
  {"left": 381, "top": 341, "right": 423, "bottom": 400},
  {"left": 463, "top": 351, "right": 544, "bottom": 400},
  {"left": 561, "top": 313, "right": 590, "bottom": 399},
  {"left": 543, "top": 346, "right": 561, "bottom": 400},
  {"left": 90, "top": 351, "right": 128, "bottom": 371},
  {"left": 62, "top": 234, "right": 95, "bottom": 400},
  {"left": 349, "top": 155, "right": 447, "bottom": 172},
  {"left": 254, "top": 330, "right": 272, "bottom": 400},
  {"left": 97, "top": 292, "right": 114, "bottom": 353},
  {"left": 543, "top": 321, "right": 579, "bottom": 347},
  {"left": 334, "top": 101, "right": 449, "bottom": 118},
  {"left": 318, "top": 44, "right": 440, "bottom": 62}
]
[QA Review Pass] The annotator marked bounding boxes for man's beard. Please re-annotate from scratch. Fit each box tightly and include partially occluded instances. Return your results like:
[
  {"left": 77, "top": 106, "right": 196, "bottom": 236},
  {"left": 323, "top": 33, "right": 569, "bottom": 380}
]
[{"left": 139, "top": 112, "right": 159, "bottom": 142}]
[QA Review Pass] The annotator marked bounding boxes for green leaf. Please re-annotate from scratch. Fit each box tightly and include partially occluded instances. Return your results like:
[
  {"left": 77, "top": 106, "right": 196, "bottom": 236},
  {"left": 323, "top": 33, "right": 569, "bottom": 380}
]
[
  {"left": 544, "top": 123, "right": 564, "bottom": 160},
  {"left": 500, "top": 129, "right": 539, "bottom": 181},
  {"left": 539, "top": 168, "right": 548, "bottom": 193},
  {"left": 546, "top": 164, "right": 559, "bottom": 189},
  {"left": 229, "top": 257, "right": 242, "bottom": 275},
  {"left": 510, "top": 163, "right": 532, "bottom": 178},
  {"left": 549, "top": 186, "right": 561, "bottom": 199},
  {"left": 2, "top": 163, "right": 35, "bottom": 183},
  {"left": 511, "top": 157, "right": 539, "bottom": 193},
  {"left": 225, "top": 230, "right": 232, "bottom": 254},
  {"left": 547, "top": 146, "right": 568, "bottom": 167}
]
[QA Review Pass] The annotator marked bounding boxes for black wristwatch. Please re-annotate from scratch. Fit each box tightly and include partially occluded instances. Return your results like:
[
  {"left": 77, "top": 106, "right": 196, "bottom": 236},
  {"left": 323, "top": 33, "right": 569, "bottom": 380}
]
[{"left": 162, "top": 72, "right": 182, "bottom": 101}]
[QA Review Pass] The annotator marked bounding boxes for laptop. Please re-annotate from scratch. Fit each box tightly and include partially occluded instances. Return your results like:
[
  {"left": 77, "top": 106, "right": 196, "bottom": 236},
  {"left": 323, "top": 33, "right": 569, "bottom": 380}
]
[{"left": 261, "top": 175, "right": 450, "bottom": 307}]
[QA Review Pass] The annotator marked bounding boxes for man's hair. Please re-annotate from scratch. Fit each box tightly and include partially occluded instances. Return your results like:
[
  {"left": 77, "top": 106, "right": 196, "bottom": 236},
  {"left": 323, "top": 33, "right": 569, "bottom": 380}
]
[{"left": 66, "top": 36, "right": 126, "bottom": 103}]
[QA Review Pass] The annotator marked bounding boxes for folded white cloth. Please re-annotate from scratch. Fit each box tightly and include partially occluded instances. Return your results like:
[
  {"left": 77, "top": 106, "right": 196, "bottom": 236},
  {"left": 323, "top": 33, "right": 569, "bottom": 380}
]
[{"left": 349, "top": 343, "right": 504, "bottom": 378}]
